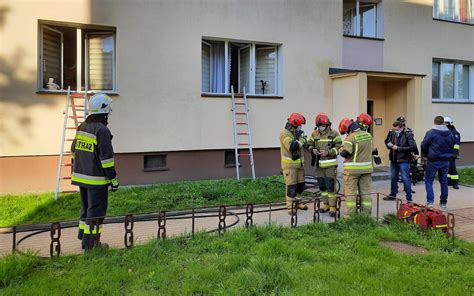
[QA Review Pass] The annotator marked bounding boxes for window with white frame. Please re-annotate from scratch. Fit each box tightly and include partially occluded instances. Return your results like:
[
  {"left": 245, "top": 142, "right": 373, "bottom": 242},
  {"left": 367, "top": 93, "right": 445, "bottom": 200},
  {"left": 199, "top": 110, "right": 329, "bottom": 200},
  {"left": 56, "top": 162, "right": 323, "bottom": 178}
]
[
  {"left": 432, "top": 60, "right": 474, "bottom": 101},
  {"left": 343, "top": 0, "right": 384, "bottom": 38},
  {"left": 39, "top": 21, "right": 116, "bottom": 92},
  {"left": 433, "top": 0, "right": 474, "bottom": 24},
  {"left": 201, "top": 39, "right": 281, "bottom": 96}
]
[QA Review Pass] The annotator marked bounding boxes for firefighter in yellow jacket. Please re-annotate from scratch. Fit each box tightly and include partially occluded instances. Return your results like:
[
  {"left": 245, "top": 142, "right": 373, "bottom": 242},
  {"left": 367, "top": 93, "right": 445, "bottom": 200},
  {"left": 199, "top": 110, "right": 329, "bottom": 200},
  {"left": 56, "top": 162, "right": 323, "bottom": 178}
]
[
  {"left": 307, "top": 113, "right": 342, "bottom": 217},
  {"left": 280, "top": 113, "right": 309, "bottom": 214},
  {"left": 338, "top": 113, "right": 374, "bottom": 215}
]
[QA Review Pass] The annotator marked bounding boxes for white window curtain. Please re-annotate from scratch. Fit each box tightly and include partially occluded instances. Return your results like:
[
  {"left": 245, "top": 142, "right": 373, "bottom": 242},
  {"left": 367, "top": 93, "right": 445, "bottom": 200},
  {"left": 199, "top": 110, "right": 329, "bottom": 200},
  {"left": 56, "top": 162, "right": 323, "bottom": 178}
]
[
  {"left": 42, "top": 26, "right": 63, "bottom": 89},
  {"left": 87, "top": 33, "right": 114, "bottom": 90},
  {"left": 211, "top": 41, "right": 225, "bottom": 93},
  {"left": 239, "top": 46, "right": 250, "bottom": 93},
  {"left": 255, "top": 47, "right": 276, "bottom": 95},
  {"left": 201, "top": 42, "right": 211, "bottom": 92}
]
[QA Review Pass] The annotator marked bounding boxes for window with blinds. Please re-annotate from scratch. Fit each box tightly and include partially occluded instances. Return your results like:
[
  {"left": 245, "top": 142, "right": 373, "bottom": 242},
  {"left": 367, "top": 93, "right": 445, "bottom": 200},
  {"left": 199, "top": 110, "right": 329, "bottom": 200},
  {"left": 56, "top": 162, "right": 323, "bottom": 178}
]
[
  {"left": 41, "top": 26, "right": 63, "bottom": 89},
  {"left": 201, "top": 38, "right": 281, "bottom": 96},
  {"left": 202, "top": 41, "right": 211, "bottom": 92},
  {"left": 38, "top": 21, "right": 116, "bottom": 92},
  {"left": 255, "top": 47, "right": 276, "bottom": 95},
  {"left": 88, "top": 33, "right": 115, "bottom": 90},
  {"left": 239, "top": 46, "right": 250, "bottom": 93}
]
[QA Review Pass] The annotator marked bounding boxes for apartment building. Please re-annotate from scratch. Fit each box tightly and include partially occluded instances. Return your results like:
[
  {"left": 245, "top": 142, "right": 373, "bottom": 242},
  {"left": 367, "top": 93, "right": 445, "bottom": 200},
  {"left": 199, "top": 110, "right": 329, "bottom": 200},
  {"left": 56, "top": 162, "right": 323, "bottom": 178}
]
[{"left": 0, "top": 0, "right": 473, "bottom": 193}]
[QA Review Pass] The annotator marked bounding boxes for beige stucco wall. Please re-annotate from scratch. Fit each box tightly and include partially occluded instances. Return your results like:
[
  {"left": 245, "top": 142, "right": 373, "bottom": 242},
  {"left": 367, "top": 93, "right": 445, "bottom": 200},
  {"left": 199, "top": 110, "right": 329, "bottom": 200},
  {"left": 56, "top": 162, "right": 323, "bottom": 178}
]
[
  {"left": 0, "top": 0, "right": 91, "bottom": 156},
  {"left": 1, "top": 0, "right": 473, "bottom": 159},
  {"left": 0, "top": 0, "right": 342, "bottom": 157},
  {"left": 384, "top": 0, "right": 474, "bottom": 141}
]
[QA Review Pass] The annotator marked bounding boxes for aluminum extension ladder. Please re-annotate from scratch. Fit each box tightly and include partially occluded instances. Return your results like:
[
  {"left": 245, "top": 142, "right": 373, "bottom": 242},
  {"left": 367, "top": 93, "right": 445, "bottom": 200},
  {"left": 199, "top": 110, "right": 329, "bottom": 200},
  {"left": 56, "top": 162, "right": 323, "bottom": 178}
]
[
  {"left": 54, "top": 86, "right": 88, "bottom": 201},
  {"left": 231, "top": 86, "right": 256, "bottom": 180}
]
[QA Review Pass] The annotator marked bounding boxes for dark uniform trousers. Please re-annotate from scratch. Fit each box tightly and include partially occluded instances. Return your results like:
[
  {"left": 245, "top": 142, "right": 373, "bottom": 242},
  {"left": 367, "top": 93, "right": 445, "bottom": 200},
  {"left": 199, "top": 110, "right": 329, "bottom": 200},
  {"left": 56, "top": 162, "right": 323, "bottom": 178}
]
[{"left": 78, "top": 186, "right": 109, "bottom": 249}]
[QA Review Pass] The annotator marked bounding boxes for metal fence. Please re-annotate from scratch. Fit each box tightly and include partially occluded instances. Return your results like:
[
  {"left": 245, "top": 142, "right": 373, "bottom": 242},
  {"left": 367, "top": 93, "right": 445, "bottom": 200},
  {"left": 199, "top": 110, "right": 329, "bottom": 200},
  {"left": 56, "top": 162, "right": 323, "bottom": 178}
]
[{"left": 0, "top": 192, "right": 457, "bottom": 258}]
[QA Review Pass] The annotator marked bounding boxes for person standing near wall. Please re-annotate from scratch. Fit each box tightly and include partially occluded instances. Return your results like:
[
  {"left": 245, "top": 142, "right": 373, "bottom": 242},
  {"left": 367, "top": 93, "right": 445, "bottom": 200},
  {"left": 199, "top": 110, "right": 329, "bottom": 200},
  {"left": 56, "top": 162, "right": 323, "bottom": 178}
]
[
  {"left": 72, "top": 94, "right": 119, "bottom": 250},
  {"left": 421, "top": 116, "right": 454, "bottom": 209},
  {"left": 307, "top": 113, "right": 342, "bottom": 217},
  {"left": 280, "top": 113, "right": 309, "bottom": 214},
  {"left": 338, "top": 114, "right": 374, "bottom": 216},
  {"left": 444, "top": 117, "right": 461, "bottom": 190},
  {"left": 383, "top": 121, "right": 418, "bottom": 202}
]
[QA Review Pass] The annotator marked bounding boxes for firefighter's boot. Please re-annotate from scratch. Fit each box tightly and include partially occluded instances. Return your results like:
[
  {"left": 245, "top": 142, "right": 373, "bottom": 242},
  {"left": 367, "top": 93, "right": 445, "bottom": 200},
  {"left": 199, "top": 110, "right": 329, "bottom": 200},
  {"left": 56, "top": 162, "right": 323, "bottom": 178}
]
[
  {"left": 286, "top": 196, "right": 297, "bottom": 215},
  {"left": 319, "top": 191, "right": 329, "bottom": 213},
  {"left": 296, "top": 195, "right": 308, "bottom": 210},
  {"left": 329, "top": 206, "right": 336, "bottom": 217}
]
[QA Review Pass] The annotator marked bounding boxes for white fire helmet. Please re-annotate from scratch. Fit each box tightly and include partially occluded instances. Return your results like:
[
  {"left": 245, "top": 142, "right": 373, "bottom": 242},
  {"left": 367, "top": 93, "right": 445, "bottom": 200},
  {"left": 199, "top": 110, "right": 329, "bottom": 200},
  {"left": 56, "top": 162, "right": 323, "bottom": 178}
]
[{"left": 88, "top": 93, "right": 112, "bottom": 116}]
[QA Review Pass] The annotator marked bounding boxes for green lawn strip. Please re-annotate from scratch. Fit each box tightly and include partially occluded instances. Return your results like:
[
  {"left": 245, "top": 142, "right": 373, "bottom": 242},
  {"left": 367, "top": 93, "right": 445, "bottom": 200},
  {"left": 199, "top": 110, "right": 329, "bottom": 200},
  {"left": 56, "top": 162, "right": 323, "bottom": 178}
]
[
  {"left": 0, "top": 176, "right": 287, "bottom": 227},
  {"left": 459, "top": 167, "right": 474, "bottom": 186},
  {"left": 1, "top": 216, "right": 473, "bottom": 294}
]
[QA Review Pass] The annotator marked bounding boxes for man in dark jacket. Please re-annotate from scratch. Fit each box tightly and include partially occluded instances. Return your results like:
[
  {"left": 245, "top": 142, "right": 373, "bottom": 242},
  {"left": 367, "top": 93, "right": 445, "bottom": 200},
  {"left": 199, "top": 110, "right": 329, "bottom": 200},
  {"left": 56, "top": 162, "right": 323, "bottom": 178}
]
[
  {"left": 383, "top": 121, "right": 418, "bottom": 202},
  {"left": 444, "top": 117, "right": 461, "bottom": 189},
  {"left": 71, "top": 93, "right": 119, "bottom": 250},
  {"left": 421, "top": 116, "right": 455, "bottom": 209}
]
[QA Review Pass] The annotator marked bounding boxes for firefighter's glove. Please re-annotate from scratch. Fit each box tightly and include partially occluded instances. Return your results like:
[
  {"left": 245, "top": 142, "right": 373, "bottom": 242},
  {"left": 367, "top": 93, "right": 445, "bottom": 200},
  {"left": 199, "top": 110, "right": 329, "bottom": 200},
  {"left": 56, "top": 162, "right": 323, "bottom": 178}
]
[
  {"left": 299, "top": 136, "right": 308, "bottom": 148},
  {"left": 290, "top": 140, "right": 300, "bottom": 152},
  {"left": 111, "top": 178, "right": 119, "bottom": 192},
  {"left": 374, "top": 155, "right": 382, "bottom": 165},
  {"left": 319, "top": 150, "right": 328, "bottom": 157},
  {"left": 312, "top": 148, "right": 319, "bottom": 155},
  {"left": 295, "top": 129, "right": 304, "bottom": 139}
]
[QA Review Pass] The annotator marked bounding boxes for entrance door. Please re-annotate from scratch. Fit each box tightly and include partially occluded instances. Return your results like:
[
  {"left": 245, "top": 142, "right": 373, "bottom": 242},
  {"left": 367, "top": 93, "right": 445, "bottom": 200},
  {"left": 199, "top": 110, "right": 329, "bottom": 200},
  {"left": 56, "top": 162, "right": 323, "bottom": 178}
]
[{"left": 367, "top": 100, "right": 374, "bottom": 135}]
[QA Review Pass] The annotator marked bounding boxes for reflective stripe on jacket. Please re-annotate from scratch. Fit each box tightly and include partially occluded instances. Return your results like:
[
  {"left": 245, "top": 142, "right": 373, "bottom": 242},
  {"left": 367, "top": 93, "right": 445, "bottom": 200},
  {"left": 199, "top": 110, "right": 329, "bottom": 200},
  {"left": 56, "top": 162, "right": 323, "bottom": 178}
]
[
  {"left": 308, "top": 128, "right": 342, "bottom": 168},
  {"left": 71, "top": 120, "right": 116, "bottom": 188},
  {"left": 280, "top": 128, "right": 304, "bottom": 169},
  {"left": 339, "top": 130, "right": 374, "bottom": 174}
]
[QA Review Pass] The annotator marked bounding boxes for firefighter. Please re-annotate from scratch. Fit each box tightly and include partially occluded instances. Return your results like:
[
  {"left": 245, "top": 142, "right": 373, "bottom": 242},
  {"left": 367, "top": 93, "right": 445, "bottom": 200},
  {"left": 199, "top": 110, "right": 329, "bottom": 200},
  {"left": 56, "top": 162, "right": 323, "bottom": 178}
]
[
  {"left": 307, "top": 113, "right": 342, "bottom": 217},
  {"left": 280, "top": 113, "right": 309, "bottom": 214},
  {"left": 338, "top": 113, "right": 374, "bottom": 216},
  {"left": 72, "top": 93, "right": 119, "bottom": 250},
  {"left": 444, "top": 116, "right": 461, "bottom": 189}
]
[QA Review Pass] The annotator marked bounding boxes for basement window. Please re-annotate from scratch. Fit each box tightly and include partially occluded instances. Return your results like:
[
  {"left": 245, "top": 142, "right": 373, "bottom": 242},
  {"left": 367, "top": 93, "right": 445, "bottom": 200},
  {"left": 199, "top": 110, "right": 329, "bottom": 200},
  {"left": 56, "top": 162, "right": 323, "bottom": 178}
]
[
  {"left": 144, "top": 155, "right": 168, "bottom": 171},
  {"left": 38, "top": 21, "right": 116, "bottom": 92},
  {"left": 224, "top": 150, "right": 239, "bottom": 168}
]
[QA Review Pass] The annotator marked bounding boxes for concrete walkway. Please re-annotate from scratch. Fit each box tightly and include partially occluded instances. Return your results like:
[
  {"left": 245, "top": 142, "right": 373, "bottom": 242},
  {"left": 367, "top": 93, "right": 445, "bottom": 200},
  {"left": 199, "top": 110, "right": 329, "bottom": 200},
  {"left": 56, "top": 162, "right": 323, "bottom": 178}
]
[{"left": 1, "top": 179, "right": 473, "bottom": 257}]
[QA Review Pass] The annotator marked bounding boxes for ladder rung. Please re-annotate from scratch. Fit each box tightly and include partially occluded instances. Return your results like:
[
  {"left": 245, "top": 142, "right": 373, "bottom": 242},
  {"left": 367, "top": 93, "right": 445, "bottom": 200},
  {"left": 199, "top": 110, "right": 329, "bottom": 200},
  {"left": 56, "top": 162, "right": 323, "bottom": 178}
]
[
  {"left": 63, "top": 163, "right": 73, "bottom": 167},
  {"left": 61, "top": 190, "right": 79, "bottom": 194},
  {"left": 238, "top": 153, "right": 251, "bottom": 156},
  {"left": 236, "top": 123, "right": 248, "bottom": 125},
  {"left": 237, "top": 133, "right": 248, "bottom": 135},
  {"left": 70, "top": 93, "right": 86, "bottom": 98},
  {"left": 67, "top": 127, "right": 78, "bottom": 130},
  {"left": 235, "top": 103, "right": 245, "bottom": 105},
  {"left": 61, "top": 177, "right": 72, "bottom": 180},
  {"left": 65, "top": 139, "right": 74, "bottom": 141},
  {"left": 238, "top": 143, "right": 249, "bottom": 146},
  {"left": 71, "top": 105, "right": 85, "bottom": 107},
  {"left": 73, "top": 108, "right": 85, "bottom": 111},
  {"left": 68, "top": 116, "right": 83, "bottom": 119},
  {"left": 236, "top": 112, "right": 246, "bottom": 115}
]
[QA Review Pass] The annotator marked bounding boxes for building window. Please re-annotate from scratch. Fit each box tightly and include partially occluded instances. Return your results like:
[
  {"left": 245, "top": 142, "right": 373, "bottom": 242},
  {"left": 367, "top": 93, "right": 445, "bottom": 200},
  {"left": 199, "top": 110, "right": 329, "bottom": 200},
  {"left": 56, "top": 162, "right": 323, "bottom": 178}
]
[
  {"left": 343, "top": 0, "right": 384, "bottom": 38},
  {"left": 201, "top": 39, "right": 281, "bottom": 96},
  {"left": 432, "top": 60, "right": 473, "bottom": 101},
  {"left": 144, "top": 155, "right": 168, "bottom": 171},
  {"left": 224, "top": 150, "right": 242, "bottom": 167},
  {"left": 433, "top": 0, "right": 474, "bottom": 24},
  {"left": 38, "top": 21, "right": 116, "bottom": 92}
]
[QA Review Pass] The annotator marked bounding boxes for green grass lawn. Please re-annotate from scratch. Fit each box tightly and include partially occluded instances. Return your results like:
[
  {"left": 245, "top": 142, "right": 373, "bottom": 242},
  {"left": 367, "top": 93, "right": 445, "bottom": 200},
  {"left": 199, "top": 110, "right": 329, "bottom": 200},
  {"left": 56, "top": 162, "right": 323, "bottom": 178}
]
[
  {"left": 1, "top": 215, "right": 473, "bottom": 294},
  {"left": 0, "top": 176, "right": 288, "bottom": 227},
  {"left": 459, "top": 167, "right": 474, "bottom": 186}
]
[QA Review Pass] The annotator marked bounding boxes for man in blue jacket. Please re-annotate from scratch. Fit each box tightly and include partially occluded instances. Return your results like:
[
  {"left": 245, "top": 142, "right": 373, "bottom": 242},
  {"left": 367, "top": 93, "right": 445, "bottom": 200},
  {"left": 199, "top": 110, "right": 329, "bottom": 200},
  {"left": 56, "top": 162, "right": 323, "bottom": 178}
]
[{"left": 421, "top": 116, "right": 455, "bottom": 209}]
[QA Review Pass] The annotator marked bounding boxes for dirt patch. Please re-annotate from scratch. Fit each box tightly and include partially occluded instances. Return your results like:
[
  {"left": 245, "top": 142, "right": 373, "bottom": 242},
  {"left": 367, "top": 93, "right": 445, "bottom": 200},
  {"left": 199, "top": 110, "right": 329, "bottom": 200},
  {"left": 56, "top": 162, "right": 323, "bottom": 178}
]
[{"left": 381, "top": 241, "right": 428, "bottom": 254}]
